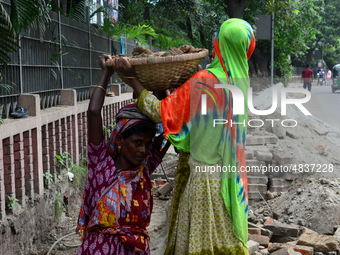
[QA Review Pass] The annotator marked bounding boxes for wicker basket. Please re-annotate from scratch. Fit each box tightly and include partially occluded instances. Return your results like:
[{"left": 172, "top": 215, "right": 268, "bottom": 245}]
[{"left": 106, "top": 49, "right": 209, "bottom": 91}]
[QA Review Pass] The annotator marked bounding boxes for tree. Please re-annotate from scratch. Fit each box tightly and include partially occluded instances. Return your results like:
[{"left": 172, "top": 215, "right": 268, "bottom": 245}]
[{"left": 0, "top": 0, "right": 52, "bottom": 65}]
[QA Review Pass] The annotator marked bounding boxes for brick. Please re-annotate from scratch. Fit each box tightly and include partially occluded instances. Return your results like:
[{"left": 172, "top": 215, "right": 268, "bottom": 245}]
[
  {"left": 24, "top": 146, "right": 32, "bottom": 155},
  {"left": 297, "top": 230, "right": 339, "bottom": 252},
  {"left": 246, "top": 136, "right": 265, "bottom": 146},
  {"left": 248, "top": 234, "right": 270, "bottom": 247},
  {"left": 23, "top": 130, "right": 31, "bottom": 138},
  {"left": 269, "top": 186, "right": 290, "bottom": 192},
  {"left": 14, "top": 151, "right": 24, "bottom": 160},
  {"left": 264, "top": 136, "right": 279, "bottom": 144},
  {"left": 4, "top": 174, "right": 15, "bottom": 184},
  {"left": 24, "top": 154, "right": 33, "bottom": 164},
  {"left": 245, "top": 150, "right": 254, "bottom": 159},
  {"left": 2, "top": 144, "right": 13, "bottom": 155},
  {"left": 16, "top": 187, "right": 25, "bottom": 197},
  {"left": 42, "top": 155, "right": 49, "bottom": 163},
  {"left": 43, "top": 162, "right": 50, "bottom": 170},
  {"left": 14, "top": 160, "right": 24, "bottom": 170},
  {"left": 3, "top": 137, "right": 13, "bottom": 146},
  {"left": 42, "top": 139, "right": 49, "bottom": 147},
  {"left": 157, "top": 182, "right": 173, "bottom": 196},
  {"left": 273, "top": 151, "right": 294, "bottom": 164},
  {"left": 5, "top": 185, "right": 15, "bottom": 194},
  {"left": 13, "top": 141, "right": 23, "bottom": 151},
  {"left": 15, "top": 178, "right": 24, "bottom": 188},
  {"left": 248, "top": 184, "right": 267, "bottom": 192},
  {"left": 256, "top": 151, "right": 273, "bottom": 162},
  {"left": 249, "top": 227, "right": 261, "bottom": 235},
  {"left": 15, "top": 168, "right": 25, "bottom": 178},
  {"left": 3, "top": 155, "right": 14, "bottom": 165},
  {"left": 264, "top": 219, "right": 299, "bottom": 237},
  {"left": 248, "top": 176, "right": 268, "bottom": 185}
]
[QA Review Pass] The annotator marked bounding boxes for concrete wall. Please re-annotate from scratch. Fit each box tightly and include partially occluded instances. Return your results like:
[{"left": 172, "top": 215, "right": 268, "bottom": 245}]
[{"left": 0, "top": 88, "right": 133, "bottom": 221}]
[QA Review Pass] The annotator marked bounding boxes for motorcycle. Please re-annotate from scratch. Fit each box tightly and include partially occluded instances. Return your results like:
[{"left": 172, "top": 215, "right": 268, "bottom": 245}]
[{"left": 317, "top": 72, "right": 326, "bottom": 86}]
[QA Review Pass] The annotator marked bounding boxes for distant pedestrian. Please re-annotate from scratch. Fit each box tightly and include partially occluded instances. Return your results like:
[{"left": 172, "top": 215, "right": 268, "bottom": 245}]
[
  {"left": 327, "top": 69, "right": 332, "bottom": 86},
  {"left": 301, "top": 64, "right": 313, "bottom": 91}
]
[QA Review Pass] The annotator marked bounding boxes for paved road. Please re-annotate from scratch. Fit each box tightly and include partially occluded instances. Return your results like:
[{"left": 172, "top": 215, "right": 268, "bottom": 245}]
[{"left": 289, "top": 81, "right": 340, "bottom": 127}]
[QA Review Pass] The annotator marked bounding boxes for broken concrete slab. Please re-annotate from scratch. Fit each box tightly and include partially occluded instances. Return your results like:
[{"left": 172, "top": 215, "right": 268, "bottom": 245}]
[
  {"left": 256, "top": 151, "right": 273, "bottom": 162},
  {"left": 246, "top": 136, "right": 266, "bottom": 146},
  {"left": 272, "top": 151, "right": 294, "bottom": 164},
  {"left": 263, "top": 219, "right": 300, "bottom": 237},
  {"left": 248, "top": 240, "right": 260, "bottom": 255},
  {"left": 297, "top": 230, "right": 340, "bottom": 252},
  {"left": 267, "top": 243, "right": 313, "bottom": 255},
  {"left": 249, "top": 228, "right": 261, "bottom": 235},
  {"left": 248, "top": 234, "right": 270, "bottom": 247},
  {"left": 271, "top": 247, "right": 302, "bottom": 255},
  {"left": 157, "top": 182, "right": 173, "bottom": 196}
]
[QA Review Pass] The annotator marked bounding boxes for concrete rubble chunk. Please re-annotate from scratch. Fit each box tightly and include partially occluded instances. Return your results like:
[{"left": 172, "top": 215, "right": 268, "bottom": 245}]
[
  {"left": 248, "top": 184, "right": 268, "bottom": 192},
  {"left": 246, "top": 145, "right": 270, "bottom": 152},
  {"left": 157, "top": 182, "right": 173, "bottom": 196},
  {"left": 249, "top": 228, "right": 261, "bottom": 235},
  {"left": 248, "top": 240, "right": 260, "bottom": 255},
  {"left": 286, "top": 130, "right": 299, "bottom": 139},
  {"left": 313, "top": 122, "right": 329, "bottom": 136},
  {"left": 263, "top": 219, "right": 299, "bottom": 237},
  {"left": 246, "top": 150, "right": 255, "bottom": 159},
  {"left": 271, "top": 247, "right": 302, "bottom": 255},
  {"left": 256, "top": 151, "right": 273, "bottom": 162},
  {"left": 272, "top": 151, "right": 294, "bottom": 164},
  {"left": 334, "top": 228, "right": 340, "bottom": 238},
  {"left": 268, "top": 243, "right": 313, "bottom": 255},
  {"left": 261, "top": 228, "right": 273, "bottom": 239},
  {"left": 248, "top": 234, "right": 270, "bottom": 247},
  {"left": 297, "top": 230, "right": 340, "bottom": 252},
  {"left": 263, "top": 135, "right": 279, "bottom": 144},
  {"left": 246, "top": 136, "right": 266, "bottom": 146}
]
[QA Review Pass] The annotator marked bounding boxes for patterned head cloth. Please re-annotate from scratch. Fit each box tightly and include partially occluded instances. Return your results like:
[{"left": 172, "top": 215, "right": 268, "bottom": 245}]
[{"left": 107, "top": 103, "right": 156, "bottom": 158}]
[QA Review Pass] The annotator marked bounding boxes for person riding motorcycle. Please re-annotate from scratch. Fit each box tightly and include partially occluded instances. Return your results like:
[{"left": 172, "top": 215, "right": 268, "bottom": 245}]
[{"left": 317, "top": 68, "right": 326, "bottom": 85}]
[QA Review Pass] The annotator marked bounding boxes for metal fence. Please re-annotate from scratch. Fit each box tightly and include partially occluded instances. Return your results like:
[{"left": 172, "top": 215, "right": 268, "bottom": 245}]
[
  {"left": 0, "top": 1, "right": 140, "bottom": 119},
  {"left": 0, "top": 0, "right": 209, "bottom": 119}
]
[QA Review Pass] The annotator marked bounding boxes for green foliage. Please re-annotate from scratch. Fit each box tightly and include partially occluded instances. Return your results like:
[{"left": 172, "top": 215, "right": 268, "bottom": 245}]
[
  {"left": 43, "top": 172, "right": 54, "bottom": 186},
  {"left": 56, "top": 152, "right": 73, "bottom": 173},
  {"left": 0, "top": 2, "right": 19, "bottom": 65},
  {"left": 103, "top": 21, "right": 156, "bottom": 46},
  {"left": 7, "top": 196, "right": 19, "bottom": 211},
  {"left": 10, "top": 0, "right": 51, "bottom": 39},
  {"left": 56, "top": 151, "right": 88, "bottom": 190},
  {"left": 103, "top": 122, "right": 116, "bottom": 138}
]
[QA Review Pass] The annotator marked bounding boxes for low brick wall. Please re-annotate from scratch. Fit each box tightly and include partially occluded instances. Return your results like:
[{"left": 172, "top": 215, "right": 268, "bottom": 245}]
[{"left": 0, "top": 87, "right": 133, "bottom": 220}]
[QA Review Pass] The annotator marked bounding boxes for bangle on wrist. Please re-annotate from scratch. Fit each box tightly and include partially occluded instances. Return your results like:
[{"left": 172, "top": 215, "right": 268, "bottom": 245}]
[{"left": 96, "top": 85, "right": 106, "bottom": 92}]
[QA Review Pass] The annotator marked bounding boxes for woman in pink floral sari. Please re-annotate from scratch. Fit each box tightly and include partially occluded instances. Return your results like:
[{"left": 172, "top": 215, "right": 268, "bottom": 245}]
[{"left": 77, "top": 55, "right": 170, "bottom": 255}]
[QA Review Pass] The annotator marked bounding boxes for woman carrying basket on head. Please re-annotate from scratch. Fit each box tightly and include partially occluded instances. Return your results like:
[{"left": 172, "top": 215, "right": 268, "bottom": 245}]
[
  {"left": 76, "top": 54, "right": 170, "bottom": 255},
  {"left": 112, "top": 18, "right": 255, "bottom": 254}
]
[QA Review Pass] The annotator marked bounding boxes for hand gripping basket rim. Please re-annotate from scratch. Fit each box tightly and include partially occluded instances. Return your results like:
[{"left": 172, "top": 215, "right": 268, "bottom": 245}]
[{"left": 107, "top": 49, "right": 209, "bottom": 91}]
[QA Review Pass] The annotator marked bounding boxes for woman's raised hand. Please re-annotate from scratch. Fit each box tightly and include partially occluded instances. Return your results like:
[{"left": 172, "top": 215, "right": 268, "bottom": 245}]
[
  {"left": 99, "top": 54, "right": 115, "bottom": 78},
  {"left": 110, "top": 57, "right": 136, "bottom": 79}
]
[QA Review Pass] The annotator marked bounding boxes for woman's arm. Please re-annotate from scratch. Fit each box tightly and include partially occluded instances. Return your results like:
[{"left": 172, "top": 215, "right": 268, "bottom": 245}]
[
  {"left": 152, "top": 133, "right": 171, "bottom": 159},
  {"left": 88, "top": 55, "right": 115, "bottom": 145}
]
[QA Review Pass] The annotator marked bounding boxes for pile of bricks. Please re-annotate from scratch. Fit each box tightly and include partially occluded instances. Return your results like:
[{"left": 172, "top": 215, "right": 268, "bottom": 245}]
[
  {"left": 245, "top": 134, "right": 296, "bottom": 205},
  {"left": 247, "top": 219, "right": 340, "bottom": 255}
]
